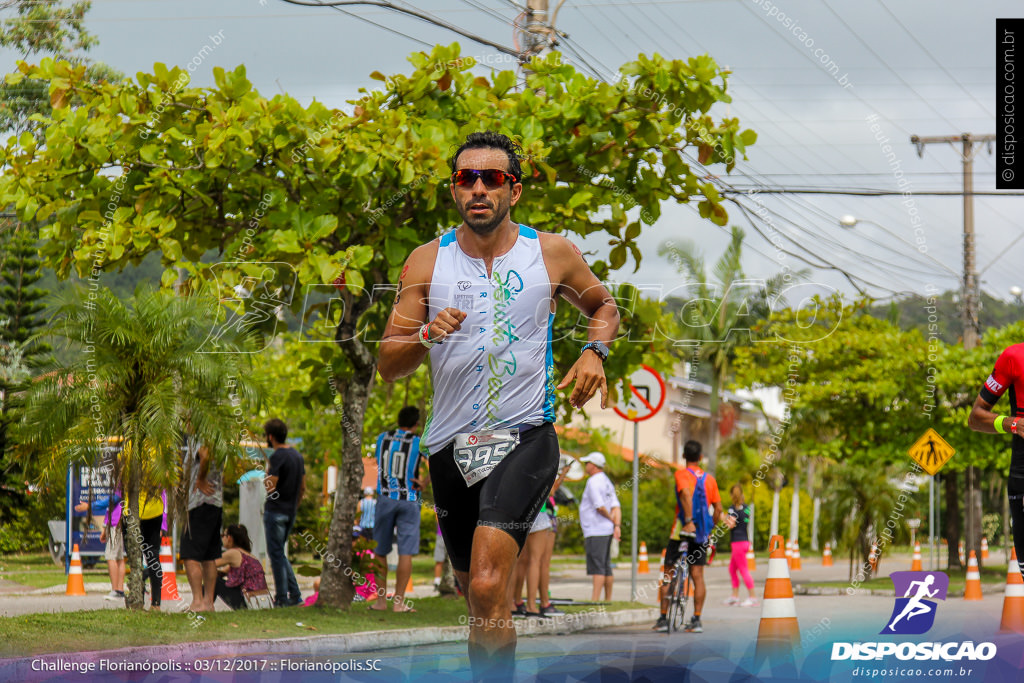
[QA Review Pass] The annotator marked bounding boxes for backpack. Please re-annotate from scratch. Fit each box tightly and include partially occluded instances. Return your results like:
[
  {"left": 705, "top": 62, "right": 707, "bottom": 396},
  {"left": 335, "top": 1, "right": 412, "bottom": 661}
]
[{"left": 677, "top": 468, "right": 714, "bottom": 545}]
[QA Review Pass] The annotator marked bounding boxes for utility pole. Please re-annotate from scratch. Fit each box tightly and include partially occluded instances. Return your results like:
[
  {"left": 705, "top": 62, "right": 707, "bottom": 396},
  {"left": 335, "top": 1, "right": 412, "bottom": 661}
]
[{"left": 911, "top": 132, "right": 994, "bottom": 569}]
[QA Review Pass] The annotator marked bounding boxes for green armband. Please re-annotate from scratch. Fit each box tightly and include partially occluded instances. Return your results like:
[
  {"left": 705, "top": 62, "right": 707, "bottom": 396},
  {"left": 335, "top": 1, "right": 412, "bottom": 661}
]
[{"left": 995, "top": 416, "right": 1008, "bottom": 434}]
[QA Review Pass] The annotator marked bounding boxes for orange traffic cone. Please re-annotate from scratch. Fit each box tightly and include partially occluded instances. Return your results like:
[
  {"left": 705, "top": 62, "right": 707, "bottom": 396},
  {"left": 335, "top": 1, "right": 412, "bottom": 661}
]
[
  {"left": 747, "top": 546, "right": 756, "bottom": 572},
  {"left": 868, "top": 542, "right": 879, "bottom": 572},
  {"left": 66, "top": 544, "right": 87, "bottom": 596},
  {"left": 785, "top": 540, "right": 793, "bottom": 568},
  {"left": 159, "top": 536, "right": 179, "bottom": 601},
  {"left": 964, "top": 550, "right": 983, "bottom": 600},
  {"left": 822, "top": 542, "right": 833, "bottom": 567},
  {"left": 958, "top": 541, "right": 965, "bottom": 565},
  {"left": 791, "top": 541, "right": 802, "bottom": 571},
  {"left": 660, "top": 548, "right": 667, "bottom": 582},
  {"left": 757, "top": 535, "right": 799, "bottom": 657},
  {"left": 1000, "top": 548, "right": 1024, "bottom": 632},
  {"left": 911, "top": 541, "right": 923, "bottom": 571},
  {"left": 405, "top": 576, "right": 415, "bottom": 595},
  {"left": 638, "top": 541, "right": 650, "bottom": 574},
  {"left": 982, "top": 536, "right": 990, "bottom": 560}
]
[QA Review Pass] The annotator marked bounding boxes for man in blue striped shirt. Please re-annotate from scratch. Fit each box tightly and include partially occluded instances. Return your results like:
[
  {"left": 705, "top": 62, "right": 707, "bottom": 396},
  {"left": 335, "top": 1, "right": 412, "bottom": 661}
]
[{"left": 370, "top": 406, "right": 425, "bottom": 612}]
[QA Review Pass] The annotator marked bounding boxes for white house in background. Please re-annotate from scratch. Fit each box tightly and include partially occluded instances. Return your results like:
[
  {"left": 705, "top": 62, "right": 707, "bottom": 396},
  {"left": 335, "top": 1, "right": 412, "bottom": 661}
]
[{"left": 575, "top": 363, "right": 784, "bottom": 467}]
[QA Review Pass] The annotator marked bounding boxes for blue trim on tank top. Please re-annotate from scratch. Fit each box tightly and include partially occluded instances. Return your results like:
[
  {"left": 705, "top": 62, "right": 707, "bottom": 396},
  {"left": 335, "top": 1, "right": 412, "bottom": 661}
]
[
  {"left": 439, "top": 229, "right": 457, "bottom": 247},
  {"left": 518, "top": 224, "right": 538, "bottom": 239}
]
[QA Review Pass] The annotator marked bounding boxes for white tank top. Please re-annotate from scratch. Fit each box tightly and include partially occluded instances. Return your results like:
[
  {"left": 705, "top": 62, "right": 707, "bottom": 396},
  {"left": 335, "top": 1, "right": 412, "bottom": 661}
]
[{"left": 421, "top": 225, "right": 556, "bottom": 454}]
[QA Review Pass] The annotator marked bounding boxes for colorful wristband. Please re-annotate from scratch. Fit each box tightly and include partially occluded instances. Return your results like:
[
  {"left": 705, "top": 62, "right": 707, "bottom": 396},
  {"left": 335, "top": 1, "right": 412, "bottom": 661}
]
[
  {"left": 995, "top": 416, "right": 1008, "bottom": 434},
  {"left": 419, "top": 323, "right": 437, "bottom": 348}
]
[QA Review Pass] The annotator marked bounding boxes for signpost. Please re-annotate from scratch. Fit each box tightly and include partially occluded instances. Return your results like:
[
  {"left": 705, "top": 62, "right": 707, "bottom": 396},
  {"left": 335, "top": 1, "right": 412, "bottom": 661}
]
[
  {"left": 908, "top": 428, "right": 956, "bottom": 571},
  {"left": 613, "top": 365, "right": 666, "bottom": 601}
]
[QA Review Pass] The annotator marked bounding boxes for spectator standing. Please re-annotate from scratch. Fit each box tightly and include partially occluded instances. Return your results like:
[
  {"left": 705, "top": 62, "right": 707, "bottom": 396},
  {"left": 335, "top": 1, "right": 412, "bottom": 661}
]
[
  {"left": 578, "top": 452, "right": 621, "bottom": 602},
  {"left": 724, "top": 484, "right": 757, "bottom": 607},
  {"left": 180, "top": 435, "right": 223, "bottom": 612},
  {"left": 370, "top": 406, "right": 425, "bottom": 613},
  {"left": 358, "top": 487, "right": 376, "bottom": 541},
  {"left": 262, "top": 418, "right": 305, "bottom": 608},
  {"left": 74, "top": 490, "right": 124, "bottom": 601}
]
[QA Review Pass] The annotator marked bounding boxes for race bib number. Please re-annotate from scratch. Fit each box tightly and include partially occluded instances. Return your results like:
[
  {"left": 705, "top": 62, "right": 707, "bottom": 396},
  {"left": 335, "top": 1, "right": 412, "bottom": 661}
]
[{"left": 453, "top": 429, "right": 520, "bottom": 486}]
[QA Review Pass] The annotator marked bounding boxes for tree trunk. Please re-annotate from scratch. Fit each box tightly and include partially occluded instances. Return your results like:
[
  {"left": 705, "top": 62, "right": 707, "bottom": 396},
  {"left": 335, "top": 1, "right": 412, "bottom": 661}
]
[
  {"left": 123, "top": 465, "right": 145, "bottom": 611},
  {"left": 811, "top": 496, "right": 821, "bottom": 552},
  {"left": 945, "top": 470, "right": 961, "bottom": 571},
  {"left": 707, "top": 368, "right": 721, "bottom": 473},
  {"left": 319, "top": 302, "right": 376, "bottom": 609},
  {"left": 438, "top": 552, "right": 456, "bottom": 596},
  {"left": 769, "top": 484, "right": 780, "bottom": 538},
  {"left": 971, "top": 466, "right": 983, "bottom": 569},
  {"left": 789, "top": 470, "right": 800, "bottom": 544}
]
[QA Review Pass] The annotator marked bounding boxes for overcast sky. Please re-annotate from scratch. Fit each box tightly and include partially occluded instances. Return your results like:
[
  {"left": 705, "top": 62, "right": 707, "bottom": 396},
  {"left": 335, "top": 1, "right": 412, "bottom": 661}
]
[{"left": 4, "top": 0, "right": 1021, "bottom": 305}]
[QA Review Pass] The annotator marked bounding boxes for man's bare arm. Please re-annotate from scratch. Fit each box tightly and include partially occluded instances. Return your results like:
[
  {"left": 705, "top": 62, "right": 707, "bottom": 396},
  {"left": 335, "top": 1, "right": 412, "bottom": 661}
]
[
  {"left": 378, "top": 242, "right": 468, "bottom": 382},
  {"left": 968, "top": 396, "right": 1005, "bottom": 433},
  {"left": 544, "top": 235, "right": 620, "bottom": 408}
]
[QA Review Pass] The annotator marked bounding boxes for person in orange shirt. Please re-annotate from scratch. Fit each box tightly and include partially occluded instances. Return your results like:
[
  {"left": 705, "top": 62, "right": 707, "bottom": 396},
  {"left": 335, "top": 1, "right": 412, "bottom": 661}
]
[{"left": 653, "top": 440, "right": 733, "bottom": 633}]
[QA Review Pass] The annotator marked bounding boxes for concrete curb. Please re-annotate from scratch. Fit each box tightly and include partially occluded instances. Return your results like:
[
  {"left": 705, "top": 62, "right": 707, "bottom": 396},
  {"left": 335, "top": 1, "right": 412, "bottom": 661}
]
[{"left": 0, "top": 607, "right": 658, "bottom": 679}]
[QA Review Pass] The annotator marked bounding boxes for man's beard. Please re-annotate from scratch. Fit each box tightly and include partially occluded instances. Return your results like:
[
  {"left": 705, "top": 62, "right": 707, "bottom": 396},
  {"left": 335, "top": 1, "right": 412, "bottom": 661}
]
[{"left": 459, "top": 197, "right": 506, "bottom": 235}]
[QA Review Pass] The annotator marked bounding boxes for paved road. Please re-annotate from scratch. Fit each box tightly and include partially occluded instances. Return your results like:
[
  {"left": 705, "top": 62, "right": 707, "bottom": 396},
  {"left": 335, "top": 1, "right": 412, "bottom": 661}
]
[{"left": 2, "top": 552, "right": 1018, "bottom": 682}]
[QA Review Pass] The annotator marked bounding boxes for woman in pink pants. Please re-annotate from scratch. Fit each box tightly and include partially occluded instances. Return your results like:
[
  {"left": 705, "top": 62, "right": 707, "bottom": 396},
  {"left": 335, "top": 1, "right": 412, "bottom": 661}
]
[{"left": 724, "top": 484, "right": 757, "bottom": 607}]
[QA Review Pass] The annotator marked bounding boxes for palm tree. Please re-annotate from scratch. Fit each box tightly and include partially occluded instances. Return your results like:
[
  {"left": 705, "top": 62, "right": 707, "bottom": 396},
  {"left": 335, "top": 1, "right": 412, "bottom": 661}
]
[
  {"left": 659, "top": 226, "right": 808, "bottom": 472},
  {"left": 826, "top": 462, "right": 899, "bottom": 581},
  {"left": 16, "top": 285, "right": 260, "bottom": 610}
]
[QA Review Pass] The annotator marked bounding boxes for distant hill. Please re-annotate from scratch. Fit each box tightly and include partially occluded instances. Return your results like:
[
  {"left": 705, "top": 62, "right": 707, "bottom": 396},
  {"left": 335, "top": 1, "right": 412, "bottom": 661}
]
[{"left": 867, "top": 290, "right": 1022, "bottom": 345}]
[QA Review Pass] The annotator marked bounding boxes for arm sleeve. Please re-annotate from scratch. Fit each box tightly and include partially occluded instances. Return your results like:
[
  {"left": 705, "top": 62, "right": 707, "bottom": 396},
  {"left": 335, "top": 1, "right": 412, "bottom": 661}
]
[{"left": 980, "top": 348, "right": 1016, "bottom": 404}]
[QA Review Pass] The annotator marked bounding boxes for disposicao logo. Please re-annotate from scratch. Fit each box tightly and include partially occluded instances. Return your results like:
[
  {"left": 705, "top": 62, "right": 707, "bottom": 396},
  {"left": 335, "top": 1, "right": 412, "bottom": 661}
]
[
  {"left": 831, "top": 571, "right": 997, "bottom": 663},
  {"left": 882, "top": 571, "right": 948, "bottom": 635}
]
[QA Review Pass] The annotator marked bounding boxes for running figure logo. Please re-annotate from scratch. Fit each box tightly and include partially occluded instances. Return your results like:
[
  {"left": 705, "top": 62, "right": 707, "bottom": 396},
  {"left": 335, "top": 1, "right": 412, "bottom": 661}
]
[{"left": 881, "top": 571, "right": 949, "bottom": 635}]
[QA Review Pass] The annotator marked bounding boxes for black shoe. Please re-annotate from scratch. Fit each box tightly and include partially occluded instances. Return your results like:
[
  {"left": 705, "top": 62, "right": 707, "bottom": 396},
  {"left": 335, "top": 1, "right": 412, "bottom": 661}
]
[
  {"left": 511, "top": 603, "right": 527, "bottom": 619},
  {"left": 652, "top": 616, "right": 669, "bottom": 633},
  {"left": 539, "top": 604, "right": 563, "bottom": 616},
  {"left": 524, "top": 611, "right": 544, "bottom": 618},
  {"left": 684, "top": 616, "right": 703, "bottom": 633}
]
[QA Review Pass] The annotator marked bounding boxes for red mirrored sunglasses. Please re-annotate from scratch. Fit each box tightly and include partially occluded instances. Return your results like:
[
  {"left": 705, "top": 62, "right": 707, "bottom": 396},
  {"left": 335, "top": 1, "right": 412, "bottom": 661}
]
[{"left": 450, "top": 168, "right": 518, "bottom": 189}]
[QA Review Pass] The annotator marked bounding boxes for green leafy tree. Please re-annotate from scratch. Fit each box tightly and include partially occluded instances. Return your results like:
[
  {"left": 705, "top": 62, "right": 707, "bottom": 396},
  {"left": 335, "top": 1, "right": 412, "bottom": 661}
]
[
  {"left": 1, "top": 45, "right": 755, "bottom": 607},
  {"left": 659, "top": 225, "right": 808, "bottom": 472},
  {"left": 15, "top": 286, "right": 260, "bottom": 609},
  {"left": 0, "top": 220, "right": 51, "bottom": 513}
]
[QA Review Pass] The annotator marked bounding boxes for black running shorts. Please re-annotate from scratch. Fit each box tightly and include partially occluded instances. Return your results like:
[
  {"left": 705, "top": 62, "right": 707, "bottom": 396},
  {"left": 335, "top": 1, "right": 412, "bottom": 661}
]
[{"left": 428, "top": 423, "right": 560, "bottom": 573}]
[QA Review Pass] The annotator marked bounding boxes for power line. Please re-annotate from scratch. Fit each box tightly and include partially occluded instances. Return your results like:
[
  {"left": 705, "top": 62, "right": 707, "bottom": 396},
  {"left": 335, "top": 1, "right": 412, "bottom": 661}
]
[{"left": 278, "top": 0, "right": 520, "bottom": 56}]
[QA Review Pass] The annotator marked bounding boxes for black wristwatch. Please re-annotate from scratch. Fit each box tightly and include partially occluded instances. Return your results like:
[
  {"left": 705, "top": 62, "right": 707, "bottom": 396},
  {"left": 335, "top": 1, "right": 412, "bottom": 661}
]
[{"left": 581, "top": 340, "right": 609, "bottom": 362}]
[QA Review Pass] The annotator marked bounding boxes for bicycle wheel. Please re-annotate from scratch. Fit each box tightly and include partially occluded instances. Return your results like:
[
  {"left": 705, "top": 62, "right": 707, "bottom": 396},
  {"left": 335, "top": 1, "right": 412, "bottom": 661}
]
[{"left": 666, "top": 561, "right": 689, "bottom": 633}]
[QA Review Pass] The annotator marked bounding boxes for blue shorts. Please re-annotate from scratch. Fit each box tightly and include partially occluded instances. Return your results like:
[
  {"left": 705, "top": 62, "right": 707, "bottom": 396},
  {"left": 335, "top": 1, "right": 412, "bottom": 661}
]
[{"left": 373, "top": 496, "right": 421, "bottom": 556}]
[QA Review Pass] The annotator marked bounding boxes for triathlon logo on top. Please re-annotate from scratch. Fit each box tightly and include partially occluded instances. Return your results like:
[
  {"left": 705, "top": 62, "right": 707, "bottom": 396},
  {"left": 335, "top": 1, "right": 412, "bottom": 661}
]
[{"left": 881, "top": 571, "right": 949, "bottom": 635}]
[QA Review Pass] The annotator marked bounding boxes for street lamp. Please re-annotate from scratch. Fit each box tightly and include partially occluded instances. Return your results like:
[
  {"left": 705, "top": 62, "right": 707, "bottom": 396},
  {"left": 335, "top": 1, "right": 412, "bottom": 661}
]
[
  {"left": 838, "top": 215, "right": 960, "bottom": 278},
  {"left": 1011, "top": 286, "right": 1023, "bottom": 304}
]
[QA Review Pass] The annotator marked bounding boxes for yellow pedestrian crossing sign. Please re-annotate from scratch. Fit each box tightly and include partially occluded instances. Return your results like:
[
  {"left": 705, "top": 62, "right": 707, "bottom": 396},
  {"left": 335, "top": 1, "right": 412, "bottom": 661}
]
[{"left": 908, "top": 428, "right": 955, "bottom": 475}]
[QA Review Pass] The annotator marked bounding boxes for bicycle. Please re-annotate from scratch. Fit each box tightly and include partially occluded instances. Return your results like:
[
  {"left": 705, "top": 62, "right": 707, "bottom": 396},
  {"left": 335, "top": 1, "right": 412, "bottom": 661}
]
[{"left": 664, "top": 537, "right": 691, "bottom": 633}]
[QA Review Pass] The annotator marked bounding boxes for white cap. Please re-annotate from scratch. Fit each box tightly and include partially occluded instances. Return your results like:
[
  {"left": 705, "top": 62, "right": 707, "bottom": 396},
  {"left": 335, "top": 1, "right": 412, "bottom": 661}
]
[
  {"left": 580, "top": 451, "right": 606, "bottom": 469},
  {"left": 363, "top": 487, "right": 374, "bottom": 496}
]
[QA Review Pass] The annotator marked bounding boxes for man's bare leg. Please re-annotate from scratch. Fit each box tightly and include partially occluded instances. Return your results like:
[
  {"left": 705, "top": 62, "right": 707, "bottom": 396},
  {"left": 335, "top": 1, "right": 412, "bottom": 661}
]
[
  {"left": 591, "top": 575, "right": 603, "bottom": 602},
  {"left": 370, "top": 554, "right": 388, "bottom": 610},
  {"left": 200, "top": 560, "right": 218, "bottom": 610},
  {"left": 691, "top": 565, "right": 706, "bottom": 615},
  {"left": 466, "top": 526, "right": 520, "bottom": 682},
  {"left": 393, "top": 555, "right": 413, "bottom": 611},
  {"left": 603, "top": 574, "right": 614, "bottom": 601},
  {"left": 184, "top": 560, "right": 205, "bottom": 611}
]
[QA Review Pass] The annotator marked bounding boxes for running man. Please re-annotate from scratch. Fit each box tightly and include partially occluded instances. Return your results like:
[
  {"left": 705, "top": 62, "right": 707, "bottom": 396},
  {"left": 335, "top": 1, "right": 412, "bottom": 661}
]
[
  {"left": 378, "top": 131, "right": 619, "bottom": 680},
  {"left": 886, "top": 574, "right": 938, "bottom": 632},
  {"left": 968, "top": 343, "right": 1024, "bottom": 570}
]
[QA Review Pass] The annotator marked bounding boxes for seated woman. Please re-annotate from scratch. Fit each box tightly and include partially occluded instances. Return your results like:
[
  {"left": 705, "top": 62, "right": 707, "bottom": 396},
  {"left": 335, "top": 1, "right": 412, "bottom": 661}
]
[{"left": 215, "top": 524, "right": 269, "bottom": 610}]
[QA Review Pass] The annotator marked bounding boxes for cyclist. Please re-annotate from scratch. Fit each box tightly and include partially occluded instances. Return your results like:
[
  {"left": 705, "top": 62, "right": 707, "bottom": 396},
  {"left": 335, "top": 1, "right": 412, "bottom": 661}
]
[{"left": 653, "top": 440, "right": 732, "bottom": 633}]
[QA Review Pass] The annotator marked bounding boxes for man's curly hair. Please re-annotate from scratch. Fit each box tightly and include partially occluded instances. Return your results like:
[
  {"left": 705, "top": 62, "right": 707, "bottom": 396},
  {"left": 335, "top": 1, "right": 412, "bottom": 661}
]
[{"left": 449, "top": 131, "right": 523, "bottom": 182}]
